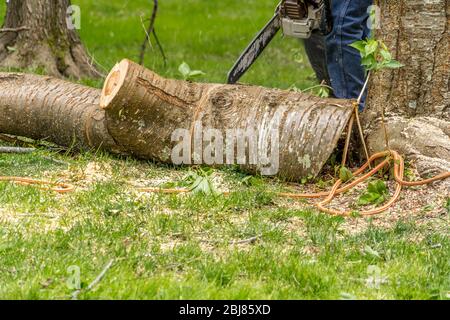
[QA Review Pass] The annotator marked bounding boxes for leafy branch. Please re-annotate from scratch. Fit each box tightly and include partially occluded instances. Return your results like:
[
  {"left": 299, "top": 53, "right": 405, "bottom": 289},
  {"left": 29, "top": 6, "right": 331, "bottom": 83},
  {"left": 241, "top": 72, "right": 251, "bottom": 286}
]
[
  {"left": 340, "top": 34, "right": 405, "bottom": 184},
  {"left": 350, "top": 38, "right": 404, "bottom": 72},
  {"left": 163, "top": 167, "right": 217, "bottom": 195}
]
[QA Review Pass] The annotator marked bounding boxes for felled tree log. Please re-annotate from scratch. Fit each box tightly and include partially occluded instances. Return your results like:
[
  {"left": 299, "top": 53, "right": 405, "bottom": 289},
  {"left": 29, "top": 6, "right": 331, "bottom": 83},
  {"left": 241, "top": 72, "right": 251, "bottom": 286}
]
[
  {"left": 100, "top": 59, "right": 353, "bottom": 180},
  {"left": 0, "top": 62, "right": 353, "bottom": 180},
  {"left": 0, "top": 73, "right": 120, "bottom": 152}
]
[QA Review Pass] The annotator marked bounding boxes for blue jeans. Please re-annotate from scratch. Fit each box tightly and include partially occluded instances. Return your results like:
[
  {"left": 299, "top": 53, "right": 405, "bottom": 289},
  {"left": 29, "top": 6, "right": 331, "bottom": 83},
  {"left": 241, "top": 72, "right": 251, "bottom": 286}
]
[{"left": 305, "top": 0, "right": 372, "bottom": 108}]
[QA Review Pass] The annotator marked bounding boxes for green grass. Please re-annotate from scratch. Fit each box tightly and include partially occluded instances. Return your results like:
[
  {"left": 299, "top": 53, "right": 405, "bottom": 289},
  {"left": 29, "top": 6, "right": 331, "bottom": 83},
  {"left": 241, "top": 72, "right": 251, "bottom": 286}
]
[
  {"left": 0, "top": 152, "right": 448, "bottom": 299},
  {"left": 0, "top": 1, "right": 449, "bottom": 300}
]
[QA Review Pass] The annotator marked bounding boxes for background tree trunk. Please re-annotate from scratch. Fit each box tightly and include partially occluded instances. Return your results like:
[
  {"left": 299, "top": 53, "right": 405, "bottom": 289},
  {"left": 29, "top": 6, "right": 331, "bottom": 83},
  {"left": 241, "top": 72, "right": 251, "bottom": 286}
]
[
  {"left": 364, "top": 0, "right": 449, "bottom": 176},
  {"left": 0, "top": 0, "right": 100, "bottom": 78}
]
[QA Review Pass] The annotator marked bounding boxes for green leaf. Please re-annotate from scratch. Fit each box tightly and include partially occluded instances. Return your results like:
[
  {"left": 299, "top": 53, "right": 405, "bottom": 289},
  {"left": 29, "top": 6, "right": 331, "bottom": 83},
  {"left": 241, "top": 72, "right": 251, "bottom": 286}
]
[
  {"left": 361, "top": 55, "right": 377, "bottom": 71},
  {"left": 188, "top": 70, "right": 206, "bottom": 78},
  {"left": 382, "top": 60, "right": 404, "bottom": 69},
  {"left": 350, "top": 40, "right": 367, "bottom": 54},
  {"left": 379, "top": 49, "right": 392, "bottom": 61},
  {"left": 350, "top": 211, "right": 362, "bottom": 218},
  {"left": 368, "top": 180, "right": 388, "bottom": 195},
  {"left": 349, "top": 38, "right": 404, "bottom": 73},
  {"left": 339, "top": 166, "right": 353, "bottom": 183},
  {"left": 178, "top": 62, "right": 191, "bottom": 78},
  {"left": 181, "top": 168, "right": 218, "bottom": 195},
  {"left": 358, "top": 180, "right": 388, "bottom": 206},
  {"left": 318, "top": 86, "right": 330, "bottom": 98},
  {"left": 178, "top": 62, "right": 206, "bottom": 80},
  {"left": 241, "top": 176, "right": 263, "bottom": 187},
  {"left": 358, "top": 192, "right": 381, "bottom": 205},
  {"left": 365, "top": 39, "right": 379, "bottom": 56},
  {"left": 288, "top": 84, "right": 302, "bottom": 93},
  {"left": 364, "top": 246, "right": 381, "bottom": 259},
  {"left": 189, "top": 176, "right": 202, "bottom": 190}
]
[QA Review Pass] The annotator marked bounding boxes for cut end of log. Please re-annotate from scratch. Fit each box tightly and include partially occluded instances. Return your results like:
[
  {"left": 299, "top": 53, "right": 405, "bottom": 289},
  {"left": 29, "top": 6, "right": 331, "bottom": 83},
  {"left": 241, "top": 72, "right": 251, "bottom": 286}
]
[{"left": 100, "top": 59, "right": 130, "bottom": 109}]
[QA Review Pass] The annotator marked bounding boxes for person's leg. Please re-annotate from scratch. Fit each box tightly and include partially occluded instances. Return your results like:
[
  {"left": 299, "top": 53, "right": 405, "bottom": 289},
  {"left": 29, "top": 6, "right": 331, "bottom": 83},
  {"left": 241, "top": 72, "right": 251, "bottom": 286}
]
[
  {"left": 326, "top": 0, "right": 372, "bottom": 109},
  {"left": 303, "top": 31, "right": 332, "bottom": 91}
]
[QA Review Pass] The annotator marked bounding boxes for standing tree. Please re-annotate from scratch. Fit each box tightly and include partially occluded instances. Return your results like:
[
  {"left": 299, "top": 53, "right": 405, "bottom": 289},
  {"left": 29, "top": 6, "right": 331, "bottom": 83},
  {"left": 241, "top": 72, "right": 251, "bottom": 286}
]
[
  {"left": 0, "top": 0, "right": 99, "bottom": 78},
  {"left": 364, "top": 0, "right": 449, "bottom": 175}
]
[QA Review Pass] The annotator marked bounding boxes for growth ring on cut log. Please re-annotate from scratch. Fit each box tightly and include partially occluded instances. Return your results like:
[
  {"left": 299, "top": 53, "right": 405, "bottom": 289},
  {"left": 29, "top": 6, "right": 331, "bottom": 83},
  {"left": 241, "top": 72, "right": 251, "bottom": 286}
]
[{"left": 100, "top": 59, "right": 353, "bottom": 181}]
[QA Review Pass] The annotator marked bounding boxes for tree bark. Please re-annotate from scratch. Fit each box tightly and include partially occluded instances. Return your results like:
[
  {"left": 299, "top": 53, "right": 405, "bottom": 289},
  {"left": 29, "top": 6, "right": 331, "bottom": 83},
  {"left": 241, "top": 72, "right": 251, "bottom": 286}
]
[
  {"left": 0, "top": 72, "right": 119, "bottom": 152},
  {"left": 364, "top": 0, "right": 450, "bottom": 176},
  {"left": 0, "top": 0, "right": 100, "bottom": 79}
]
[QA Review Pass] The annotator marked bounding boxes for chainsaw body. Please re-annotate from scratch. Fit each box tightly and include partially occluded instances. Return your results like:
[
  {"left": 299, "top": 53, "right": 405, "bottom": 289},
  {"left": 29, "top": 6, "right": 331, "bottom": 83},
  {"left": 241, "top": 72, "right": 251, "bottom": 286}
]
[
  {"left": 227, "top": 0, "right": 332, "bottom": 84},
  {"left": 280, "top": 0, "right": 326, "bottom": 39}
]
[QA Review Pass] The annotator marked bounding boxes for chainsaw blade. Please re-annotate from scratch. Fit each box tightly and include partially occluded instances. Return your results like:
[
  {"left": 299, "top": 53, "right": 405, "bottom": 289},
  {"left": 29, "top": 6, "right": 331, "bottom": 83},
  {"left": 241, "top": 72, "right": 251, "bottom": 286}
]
[{"left": 227, "top": 14, "right": 281, "bottom": 84}]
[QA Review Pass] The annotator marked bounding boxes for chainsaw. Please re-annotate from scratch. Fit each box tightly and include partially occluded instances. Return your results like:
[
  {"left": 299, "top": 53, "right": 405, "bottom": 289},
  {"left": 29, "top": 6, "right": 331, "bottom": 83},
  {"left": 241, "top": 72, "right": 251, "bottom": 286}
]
[{"left": 227, "top": 0, "right": 332, "bottom": 84}]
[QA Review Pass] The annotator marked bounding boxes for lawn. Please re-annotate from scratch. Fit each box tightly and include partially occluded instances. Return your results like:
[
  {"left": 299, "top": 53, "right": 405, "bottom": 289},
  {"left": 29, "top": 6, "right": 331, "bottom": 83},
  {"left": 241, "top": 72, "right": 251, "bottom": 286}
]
[{"left": 0, "top": 0, "right": 449, "bottom": 300}]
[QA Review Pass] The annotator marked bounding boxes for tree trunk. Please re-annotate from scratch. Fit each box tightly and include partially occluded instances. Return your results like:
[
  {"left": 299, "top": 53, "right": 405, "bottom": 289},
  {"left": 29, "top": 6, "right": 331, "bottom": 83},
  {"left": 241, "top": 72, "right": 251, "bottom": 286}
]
[
  {"left": 0, "top": 72, "right": 119, "bottom": 152},
  {"left": 99, "top": 59, "right": 353, "bottom": 180},
  {"left": 364, "top": 0, "right": 450, "bottom": 176},
  {"left": 0, "top": 0, "right": 100, "bottom": 78}
]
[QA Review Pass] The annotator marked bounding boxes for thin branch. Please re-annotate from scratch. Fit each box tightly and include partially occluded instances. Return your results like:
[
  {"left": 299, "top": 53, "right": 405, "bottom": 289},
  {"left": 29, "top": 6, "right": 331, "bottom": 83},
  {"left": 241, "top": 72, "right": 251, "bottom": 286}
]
[
  {"left": 139, "top": 0, "right": 159, "bottom": 65},
  {"left": 152, "top": 28, "right": 167, "bottom": 67},
  {"left": 230, "top": 235, "right": 262, "bottom": 245},
  {"left": 86, "top": 259, "right": 114, "bottom": 291},
  {"left": 356, "top": 72, "right": 371, "bottom": 105},
  {"left": 229, "top": 222, "right": 283, "bottom": 245},
  {"left": 354, "top": 72, "right": 372, "bottom": 167},
  {"left": 140, "top": 15, "right": 154, "bottom": 52},
  {"left": 0, "top": 134, "right": 66, "bottom": 153},
  {"left": 341, "top": 114, "right": 355, "bottom": 167},
  {"left": 0, "top": 26, "right": 29, "bottom": 33},
  {"left": 84, "top": 47, "right": 108, "bottom": 78},
  {"left": 302, "top": 82, "right": 334, "bottom": 93},
  {"left": 71, "top": 259, "right": 114, "bottom": 300},
  {"left": 0, "top": 147, "right": 35, "bottom": 154},
  {"left": 0, "top": 133, "right": 22, "bottom": 144}
]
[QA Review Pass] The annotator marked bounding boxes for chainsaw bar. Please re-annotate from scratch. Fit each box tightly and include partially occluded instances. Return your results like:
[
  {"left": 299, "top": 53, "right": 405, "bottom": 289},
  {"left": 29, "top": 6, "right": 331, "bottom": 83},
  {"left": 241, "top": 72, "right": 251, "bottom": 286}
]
[
  {"left": 227, "top": 13, "right": 281, "bottom": 84},
  {"left": 227, "top": 1, "right": 332, "bottom": 85}
]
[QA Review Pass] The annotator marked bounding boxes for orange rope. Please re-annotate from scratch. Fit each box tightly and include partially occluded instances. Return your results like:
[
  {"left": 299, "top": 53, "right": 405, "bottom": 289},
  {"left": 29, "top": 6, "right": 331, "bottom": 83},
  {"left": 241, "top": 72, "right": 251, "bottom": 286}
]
[
  {"left": 1, "top": 153, "right": 448, "bottom": 215},
  {"left": 316, "top": 151, "right": 403, "bottom": 216},
  {"left": 0, "top": 176, "right": 74, "bottom": 194},
  {"left": 138, "top": 150, "right": 450, "bottom": 217}
]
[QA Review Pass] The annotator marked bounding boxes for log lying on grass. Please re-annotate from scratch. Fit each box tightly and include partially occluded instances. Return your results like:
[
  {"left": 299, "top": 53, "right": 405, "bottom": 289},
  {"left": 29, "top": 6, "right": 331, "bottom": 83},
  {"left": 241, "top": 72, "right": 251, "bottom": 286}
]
[
  {"left": 0, "top": 72, "right": 120, "bottom": 153},
  {"left": 100, "top": 59, "right": 353, "bottom": 180},
  {"left": 0, "top": 60, "right": 354, "bottom": 180}
]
